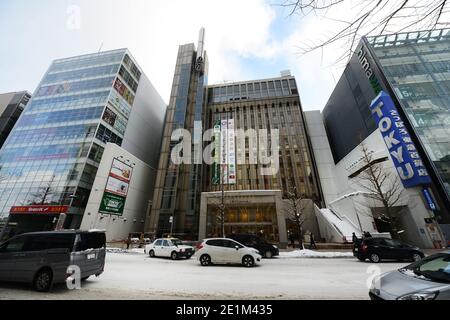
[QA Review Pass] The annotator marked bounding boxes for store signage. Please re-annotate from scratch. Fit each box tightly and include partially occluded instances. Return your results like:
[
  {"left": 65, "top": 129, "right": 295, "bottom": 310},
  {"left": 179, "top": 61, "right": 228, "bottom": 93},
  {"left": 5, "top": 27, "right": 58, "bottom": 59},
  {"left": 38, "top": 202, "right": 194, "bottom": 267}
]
[
  {"left": 99, "top": 158, "right": 133, "bottom": 216},
  {"left": 422, "top": 188, "right": 437, "bottom": 211},
  {"left": 357, "top": 45, "right": 382, "bottom": 94},
  {"left": 212, "top": 120, "right": 221, "bottom": 185},
  {"left": 220, "top": 120, "right": 228, "bottom": 184},
  {"left": 228, "top": 119, "right": 236, "bottom": 185},
  {"left": 10, "top": 205, "right": 69, "bottom": 215},
  {"left": 370, "top": 91, "right": 431, "bottom": 188}
]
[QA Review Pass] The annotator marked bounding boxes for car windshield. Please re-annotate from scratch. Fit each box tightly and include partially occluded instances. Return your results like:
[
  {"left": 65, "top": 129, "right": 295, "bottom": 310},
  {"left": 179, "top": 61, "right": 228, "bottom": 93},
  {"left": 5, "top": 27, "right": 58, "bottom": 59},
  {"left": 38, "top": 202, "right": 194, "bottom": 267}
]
[
  {"left": 171, "top": 239, "right": 183, "bottom": 246},
  {"left": 406, "top": 253, "right": 450, "bottom": 283}
]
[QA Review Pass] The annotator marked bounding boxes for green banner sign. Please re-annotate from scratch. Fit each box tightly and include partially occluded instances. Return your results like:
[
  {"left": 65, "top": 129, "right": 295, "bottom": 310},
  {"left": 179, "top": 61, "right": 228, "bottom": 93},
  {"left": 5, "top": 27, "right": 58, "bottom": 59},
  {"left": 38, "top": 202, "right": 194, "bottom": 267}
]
[
  {"left": 99, "top": 192, "right": 126, "bottom": 216},
  {"left": 212, "top": 119, "right": 221, "bottom": 185}
]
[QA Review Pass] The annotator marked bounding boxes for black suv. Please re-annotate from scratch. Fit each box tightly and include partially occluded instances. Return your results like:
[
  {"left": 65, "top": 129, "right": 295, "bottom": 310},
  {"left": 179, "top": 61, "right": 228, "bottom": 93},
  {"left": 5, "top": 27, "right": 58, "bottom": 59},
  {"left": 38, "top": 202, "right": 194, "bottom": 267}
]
[
  {"left": 227, "top": 234, "right": 279, "bottom": 258},
  {"left": 354, "top": 237, "right": 424, "bottom": 263}
]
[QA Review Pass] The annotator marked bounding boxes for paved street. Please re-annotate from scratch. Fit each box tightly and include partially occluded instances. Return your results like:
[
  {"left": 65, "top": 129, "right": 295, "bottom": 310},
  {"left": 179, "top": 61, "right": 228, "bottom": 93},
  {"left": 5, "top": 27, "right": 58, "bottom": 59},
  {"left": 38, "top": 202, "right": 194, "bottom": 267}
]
[{"left": 0, "top": 250, "right": 408, "bottom": 300}]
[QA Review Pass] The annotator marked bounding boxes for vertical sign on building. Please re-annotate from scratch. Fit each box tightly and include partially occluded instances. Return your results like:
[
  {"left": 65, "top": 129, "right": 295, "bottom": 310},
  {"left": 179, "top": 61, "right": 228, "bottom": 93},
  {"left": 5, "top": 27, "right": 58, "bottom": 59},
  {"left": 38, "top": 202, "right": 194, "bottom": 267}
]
[
  {"left": 212, "top": 120, "right": 221, "bottom": 185},
  {"left": 99, "top": 158, "right": 133, "bottom": 216},
  {"left": 370, "top": 91, "right": 431, "bottom": 188},
  {"left": 228, "top": 119, "right": 236, "bottom": 185},
  {"left": 220, "top": 119, "right": 228, "bottom": 184}
]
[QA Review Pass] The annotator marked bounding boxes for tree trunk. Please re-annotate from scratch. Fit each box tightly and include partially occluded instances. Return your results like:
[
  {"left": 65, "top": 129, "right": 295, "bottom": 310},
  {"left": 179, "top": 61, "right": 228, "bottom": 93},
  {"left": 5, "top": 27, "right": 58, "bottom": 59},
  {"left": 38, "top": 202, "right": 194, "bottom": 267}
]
[{"left": 296, "top": 223, "right": 303, "bottom": 249}]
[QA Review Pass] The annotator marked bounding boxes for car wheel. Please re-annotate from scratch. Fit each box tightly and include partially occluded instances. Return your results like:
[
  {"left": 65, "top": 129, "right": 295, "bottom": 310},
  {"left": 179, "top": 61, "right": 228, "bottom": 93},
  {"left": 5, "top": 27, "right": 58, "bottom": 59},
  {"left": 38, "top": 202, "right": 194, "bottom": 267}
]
[
  {"left": 412, "top": 253, "right": 422, "bottom": 262},
  {"left": 171, "top": 251, "right": 178, "bottom": 260},
  {"left": 33, "top": 268, "right": 53, "bottom": 292},
  {"left": 200, "top": 254, "right": 211, "bottom": 266},
  {"left": 369, "top": 253, "right": 381, "bottom": 263},
  {"left": 242, "top": 255, "right": 255, "bottom": 268},
  {"left": 149, "top": 250, "right": 155, "bottom": 258},
  {"left": 265, "top": 251, "right": 273, "bottom": 259}
]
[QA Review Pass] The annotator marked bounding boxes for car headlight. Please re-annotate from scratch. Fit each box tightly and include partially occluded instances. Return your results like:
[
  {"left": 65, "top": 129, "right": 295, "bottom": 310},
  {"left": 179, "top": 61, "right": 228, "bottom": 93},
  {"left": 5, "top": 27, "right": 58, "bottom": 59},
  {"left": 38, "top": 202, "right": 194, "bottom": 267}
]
[
  {"left": 273, "top": 245, "right": 278, "bottom": 249},
  {"left": 397, "top": 291, "right": 439, "bottom": 300}
]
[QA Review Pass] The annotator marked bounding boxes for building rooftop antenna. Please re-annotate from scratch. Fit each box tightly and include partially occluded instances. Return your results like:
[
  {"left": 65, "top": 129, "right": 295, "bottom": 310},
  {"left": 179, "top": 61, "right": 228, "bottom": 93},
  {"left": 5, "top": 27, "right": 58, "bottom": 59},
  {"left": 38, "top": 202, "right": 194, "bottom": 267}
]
[{"left": 98, "top": 42, "right": 104, "bottom": 53}]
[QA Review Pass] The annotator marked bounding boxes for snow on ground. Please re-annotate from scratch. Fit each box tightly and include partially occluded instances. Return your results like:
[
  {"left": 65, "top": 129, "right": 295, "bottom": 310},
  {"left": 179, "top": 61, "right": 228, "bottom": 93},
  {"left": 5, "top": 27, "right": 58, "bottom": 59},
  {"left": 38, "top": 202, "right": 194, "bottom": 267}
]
[
  {"left": 0, "top": 251, "right": 409, "bottom": 300},
  {"left": 278, "top": 249, "right": 354, "bottom": 259}
]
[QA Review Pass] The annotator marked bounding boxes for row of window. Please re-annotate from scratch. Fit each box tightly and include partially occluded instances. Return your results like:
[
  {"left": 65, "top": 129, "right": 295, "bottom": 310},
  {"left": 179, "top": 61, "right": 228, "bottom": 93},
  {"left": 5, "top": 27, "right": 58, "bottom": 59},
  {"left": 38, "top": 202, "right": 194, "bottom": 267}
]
[
  {"left": 0, "top": 143, "right": 85, "bottom": 163},
  {"left": 119, "top": 65, "right": 139, "bottom": 93},
  {"left": 123, "top": 54, "right": 142, "bottom": 81},
  {"left": 42, "top": 64, "right": 120, "bottom": 85},
  {"left": 48, "top": 51, "right": 125, "bottom": 74},
  {"left": 27, "top": 91, "right": 110, "bottom": 113},
  {"left": 208, "top": 79, "right": 298, "bottom": 103},
  {"left": 6, "top": 124, "right": 97, "bottom": 146},
  {"left": 95, "top": 124, "right": 123, "bottom": 146},
  {"left": 16, "top": 106, "right": 104, "bottom": 128},
  {"left": 35, "top": 77, "right": 115, "bottom": 98}
]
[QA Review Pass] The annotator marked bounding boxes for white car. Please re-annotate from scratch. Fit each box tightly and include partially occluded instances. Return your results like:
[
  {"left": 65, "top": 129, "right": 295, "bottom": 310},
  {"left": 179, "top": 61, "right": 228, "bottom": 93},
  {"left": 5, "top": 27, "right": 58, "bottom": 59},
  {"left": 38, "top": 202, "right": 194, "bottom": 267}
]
[
  {"left": 145, "top": 238, "right": 195, "bottom": 260},
  {"left": 196, "top": 238, "right": 262, "bottom": 267}
]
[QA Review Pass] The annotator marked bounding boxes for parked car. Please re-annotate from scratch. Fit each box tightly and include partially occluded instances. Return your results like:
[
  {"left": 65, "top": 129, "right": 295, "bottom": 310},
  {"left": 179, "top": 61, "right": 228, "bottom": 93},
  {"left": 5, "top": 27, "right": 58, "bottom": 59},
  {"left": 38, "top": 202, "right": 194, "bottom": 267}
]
[
  {"left": 227, "top": 233, "right": 279, "bottom": 258},
  {"left": 0, "top": 230, "right": 106, "bottom": 292},
  {"left": 354, "top": 237, "right": 424, "bottom": 263},
  {"left": 369, "top": 251, "right": 450, "bottom": 300},
  {"left": 196, "top": 238, "right": 262, "bottom": 267},
  {"left": 145, "top": 238, "right": 194, "bottom": 260}
]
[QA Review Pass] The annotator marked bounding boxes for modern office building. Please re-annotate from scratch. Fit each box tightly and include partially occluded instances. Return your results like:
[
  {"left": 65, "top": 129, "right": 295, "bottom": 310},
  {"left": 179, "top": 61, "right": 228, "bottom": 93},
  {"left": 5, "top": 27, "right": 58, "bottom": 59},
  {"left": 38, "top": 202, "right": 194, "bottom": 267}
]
[
  {"left": 147, "top": 29, "right": 208, "bottom": 239},
  {"left": 0, "top": 91, "right": 31, "bottom": 149},
  {"left": 319, "top": 29, "right": 450, "bottom": 247},
  {"left": 147, "top": 29, "right": 323, "bottom": 243},
  {"left": 0, "top": 49, "right": 166, "bottom": 238},
  {"left": 199, "top": 74, "right": 323, "bottom": 242}
]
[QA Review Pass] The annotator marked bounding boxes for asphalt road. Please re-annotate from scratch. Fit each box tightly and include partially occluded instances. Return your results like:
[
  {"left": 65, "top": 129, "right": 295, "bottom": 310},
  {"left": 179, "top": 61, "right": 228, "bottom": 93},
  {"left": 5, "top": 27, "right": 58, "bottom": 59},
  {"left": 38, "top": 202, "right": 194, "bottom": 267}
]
[{"left": 0, "top": 251, "right": 408, "bottom": 300}]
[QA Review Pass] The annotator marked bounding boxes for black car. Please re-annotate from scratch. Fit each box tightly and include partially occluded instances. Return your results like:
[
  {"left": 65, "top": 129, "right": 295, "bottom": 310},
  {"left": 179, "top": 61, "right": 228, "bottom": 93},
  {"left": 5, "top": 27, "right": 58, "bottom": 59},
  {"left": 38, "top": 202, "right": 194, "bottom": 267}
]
[
  {"left": 354, "top": 237, "right": 424, "bottom": 263},
  {"left": 227, "top": 234, "right": 279, "bottom": 258}
]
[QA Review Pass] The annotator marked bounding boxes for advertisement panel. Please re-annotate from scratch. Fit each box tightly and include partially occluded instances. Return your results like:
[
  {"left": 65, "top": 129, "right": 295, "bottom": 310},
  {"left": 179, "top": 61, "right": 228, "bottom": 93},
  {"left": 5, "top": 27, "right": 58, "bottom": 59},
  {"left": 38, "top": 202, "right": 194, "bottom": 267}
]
[
  {"left": 220, "top": 120, "right": 228, "bottom": 184},
  {"left": 113, "top": 78, "right": 135, "bottom": 106},
  {"left": 228, "top": 119, "right": 236, "bottom": 184},
  {"left": 370, "top": 91, "right": 431, "bottom": 188},
  {"left": 99, "top": 158, "right": 133, "bottom": 216},
  {"left": 212, "top": 120, "right": 221, "bottom": 185}
]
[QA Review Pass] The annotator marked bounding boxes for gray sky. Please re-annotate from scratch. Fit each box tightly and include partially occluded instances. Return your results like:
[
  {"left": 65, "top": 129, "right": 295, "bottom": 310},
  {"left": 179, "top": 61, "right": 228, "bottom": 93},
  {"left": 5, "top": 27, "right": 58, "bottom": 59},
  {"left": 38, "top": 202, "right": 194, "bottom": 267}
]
[{"left": 0, "top": 0, "right": 416, "bottom": 110}]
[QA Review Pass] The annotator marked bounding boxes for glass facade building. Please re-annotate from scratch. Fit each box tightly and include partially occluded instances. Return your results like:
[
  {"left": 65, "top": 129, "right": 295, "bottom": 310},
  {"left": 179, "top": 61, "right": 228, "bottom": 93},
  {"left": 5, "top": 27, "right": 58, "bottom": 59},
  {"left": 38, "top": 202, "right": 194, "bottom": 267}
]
[
  {"left": 0, "top": 91, "right": 31, "bottom": 149},
  {"left": 0, "top": 49, "right": 146, "bottom": 235},
  {"left": 148, "top": 29, "right": 208, "bottom": 238},
  {"left": 323, "top": 29, "right": 450, "bottom": 223}
]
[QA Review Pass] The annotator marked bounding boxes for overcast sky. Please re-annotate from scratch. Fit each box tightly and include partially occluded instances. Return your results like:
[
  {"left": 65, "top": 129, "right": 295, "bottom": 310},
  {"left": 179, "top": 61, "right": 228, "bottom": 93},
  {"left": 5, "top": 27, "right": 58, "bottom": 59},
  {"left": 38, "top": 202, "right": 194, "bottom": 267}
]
[{"left": 0, "top": 0, "right": 369, "bottom": 110}]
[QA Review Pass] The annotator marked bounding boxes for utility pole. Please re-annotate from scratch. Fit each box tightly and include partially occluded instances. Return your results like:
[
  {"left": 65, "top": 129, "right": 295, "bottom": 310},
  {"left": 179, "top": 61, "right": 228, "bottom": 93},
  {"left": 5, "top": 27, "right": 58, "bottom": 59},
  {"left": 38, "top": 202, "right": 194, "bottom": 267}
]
[{"left": 219, "top": 163, "right": 225, "bottom": 238}]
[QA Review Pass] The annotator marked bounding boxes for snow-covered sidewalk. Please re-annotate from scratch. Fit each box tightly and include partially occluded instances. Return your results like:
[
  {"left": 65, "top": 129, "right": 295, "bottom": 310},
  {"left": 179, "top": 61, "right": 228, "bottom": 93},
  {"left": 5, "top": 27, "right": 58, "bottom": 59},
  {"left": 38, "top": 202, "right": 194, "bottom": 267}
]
[{"left": 278, "top": 249, "right": 354, "bottom": 259}]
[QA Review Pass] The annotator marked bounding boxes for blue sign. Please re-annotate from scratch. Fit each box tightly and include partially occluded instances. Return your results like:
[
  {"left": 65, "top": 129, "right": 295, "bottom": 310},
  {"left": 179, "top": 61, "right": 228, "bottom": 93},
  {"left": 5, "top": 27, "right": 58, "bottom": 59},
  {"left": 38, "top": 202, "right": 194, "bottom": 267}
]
[
  {"left": 370, "top": 91, "right": 431, "bottom": 188},
  {"left": 422, "top": 188, "right": 437, "bottom": 211}
]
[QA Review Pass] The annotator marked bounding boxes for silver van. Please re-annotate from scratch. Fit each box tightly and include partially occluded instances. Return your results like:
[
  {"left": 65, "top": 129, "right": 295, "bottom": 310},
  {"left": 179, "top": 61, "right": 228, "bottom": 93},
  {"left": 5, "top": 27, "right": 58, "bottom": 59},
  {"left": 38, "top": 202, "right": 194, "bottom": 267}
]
[{"left": 0, "top": 230, "right": 106, "bottom": 291}]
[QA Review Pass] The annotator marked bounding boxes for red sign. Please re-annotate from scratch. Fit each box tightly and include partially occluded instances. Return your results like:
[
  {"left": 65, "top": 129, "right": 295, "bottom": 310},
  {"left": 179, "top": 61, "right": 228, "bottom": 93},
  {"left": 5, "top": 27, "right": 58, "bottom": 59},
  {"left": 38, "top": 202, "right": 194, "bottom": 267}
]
[{"left": 10, "top": 205, "right": 69, "bottom": 215}]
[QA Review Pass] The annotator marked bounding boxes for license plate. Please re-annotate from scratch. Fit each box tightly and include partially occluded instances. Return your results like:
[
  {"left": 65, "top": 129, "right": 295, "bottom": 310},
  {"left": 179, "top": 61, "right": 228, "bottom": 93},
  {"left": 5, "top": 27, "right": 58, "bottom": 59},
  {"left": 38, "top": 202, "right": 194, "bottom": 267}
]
[
  {"left": 354, "top": 248, "right": 358, "bottom": 252},
  {"left": 87, "top": 253, "right": 96, "bottom": 260}
]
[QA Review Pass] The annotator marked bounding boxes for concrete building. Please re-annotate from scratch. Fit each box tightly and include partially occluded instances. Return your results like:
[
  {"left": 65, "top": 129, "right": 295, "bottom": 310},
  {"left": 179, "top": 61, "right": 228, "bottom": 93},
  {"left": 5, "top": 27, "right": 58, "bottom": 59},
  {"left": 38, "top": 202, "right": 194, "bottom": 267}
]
[
  {"left": 308, "top": 29, "right": 450, "bottom": 248},
  {"left": 0, "top": 49, "right": 166, "bottom": 239},
  {"left": 80, "top": 143, "right": 155, "bottom": 242},
  {"left": 0, "top": 91, "right": 31, "bottom": 149},
  {"left": 200, "top": 74, "right": 323, "bottom": 243}
]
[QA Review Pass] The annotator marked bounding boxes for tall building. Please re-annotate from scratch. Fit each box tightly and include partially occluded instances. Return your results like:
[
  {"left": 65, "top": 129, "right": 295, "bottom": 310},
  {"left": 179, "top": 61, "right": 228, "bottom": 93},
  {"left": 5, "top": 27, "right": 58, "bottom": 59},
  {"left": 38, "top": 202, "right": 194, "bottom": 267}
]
[
  {"left": 0, "top": 91, "right": 31, "bottom": 149},
  {"left": 199, "top": 74, "right": 323, "bottom": 242},
  {"left": 0, "top": 49, "right": 166, "bottom": 237},
  {"left": 319, "top": 29, "right": 450, "bottom": 247},
  {"left": 147, "top": 29, "right": 208, "bottom": 239},
  {"left": 147, "top": 29, "right": 322, "bottom": 242}
]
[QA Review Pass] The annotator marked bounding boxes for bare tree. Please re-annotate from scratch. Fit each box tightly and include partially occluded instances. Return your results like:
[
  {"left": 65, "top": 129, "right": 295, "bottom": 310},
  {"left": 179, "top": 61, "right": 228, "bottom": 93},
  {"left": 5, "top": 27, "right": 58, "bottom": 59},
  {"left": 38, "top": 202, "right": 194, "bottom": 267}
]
[
  {"left": 30, "top": 175, "right": 56, "bottom": 205},
  {"left": 353, "top": 143, "right": 406, "bottom": 239},
  {"left": 284, "top": 183, "right": 309, "bottom": 249},
  {"left": 280, "top": 0, "right": 450, "bottom": 63}
]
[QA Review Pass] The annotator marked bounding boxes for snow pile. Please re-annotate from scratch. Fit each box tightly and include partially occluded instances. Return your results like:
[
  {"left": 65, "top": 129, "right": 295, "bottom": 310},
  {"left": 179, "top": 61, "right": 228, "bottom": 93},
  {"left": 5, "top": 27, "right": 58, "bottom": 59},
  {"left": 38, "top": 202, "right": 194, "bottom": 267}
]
[
  {"left": 106, "top": 247, "right": 145, "bottom": 255},
  {"left": 279, "top": 249, "right": 353, "bottom": 259}
]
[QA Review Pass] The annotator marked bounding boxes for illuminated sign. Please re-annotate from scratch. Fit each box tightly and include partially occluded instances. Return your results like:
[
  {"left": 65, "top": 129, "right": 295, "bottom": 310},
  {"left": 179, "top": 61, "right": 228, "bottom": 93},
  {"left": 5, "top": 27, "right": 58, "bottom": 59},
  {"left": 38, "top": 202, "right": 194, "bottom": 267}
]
[
  {"left": 10, "top": 205, "right": 69, "bottom": 215},
  {"left": 370, "top": 91, "right": 431, "bottom": 188}
]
